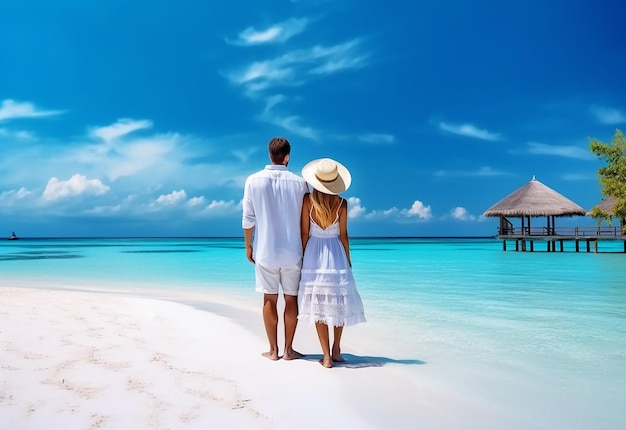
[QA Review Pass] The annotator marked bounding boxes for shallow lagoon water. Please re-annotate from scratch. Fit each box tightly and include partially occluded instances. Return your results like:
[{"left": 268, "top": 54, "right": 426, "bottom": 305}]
[{"left": 1, "top": 237, "right": 625, "bottom": 429}]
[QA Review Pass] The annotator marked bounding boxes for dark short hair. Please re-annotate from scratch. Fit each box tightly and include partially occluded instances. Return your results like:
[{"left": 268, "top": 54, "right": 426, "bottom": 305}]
[{"left": 268, "top": 137, "right": 291, "bottom": 163}]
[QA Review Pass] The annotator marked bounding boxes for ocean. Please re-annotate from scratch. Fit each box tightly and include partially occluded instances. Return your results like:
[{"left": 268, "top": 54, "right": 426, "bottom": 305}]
[{"left": 1, "top": 237, "right": 625, "bottom": 429}]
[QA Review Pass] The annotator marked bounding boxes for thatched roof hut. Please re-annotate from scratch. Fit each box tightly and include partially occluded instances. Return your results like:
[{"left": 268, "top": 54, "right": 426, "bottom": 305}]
[
  {"left": 586, "top": 196, "right": 616, "bottom": 216},
  {"left": 484, "top": 176, "right": 586, "bottom": 217},
  {"left": 587, "top": 196, "right": 626, "bottom": 231},
  {"left": 483, "top": 176, "right": 586, "bottom": 235}
]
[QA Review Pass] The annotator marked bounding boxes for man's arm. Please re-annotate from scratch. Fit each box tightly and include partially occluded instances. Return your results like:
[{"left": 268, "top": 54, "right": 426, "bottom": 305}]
[
  {"left": 244, "top": 227, "right": 255, "bottom": 264},
  {"left": 242, "top": 178, "right": 256, "bottom": 264}
]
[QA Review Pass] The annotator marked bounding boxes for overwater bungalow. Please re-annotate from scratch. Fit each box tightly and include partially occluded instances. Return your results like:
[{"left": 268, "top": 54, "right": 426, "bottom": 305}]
[{"left": 483, "top": 176, "right": 626, "bottom": 252}]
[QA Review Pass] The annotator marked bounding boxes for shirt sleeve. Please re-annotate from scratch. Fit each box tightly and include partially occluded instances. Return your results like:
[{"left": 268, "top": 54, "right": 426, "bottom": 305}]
[{"left": 242, "top": 178, "right": 255, "bottom": 229}]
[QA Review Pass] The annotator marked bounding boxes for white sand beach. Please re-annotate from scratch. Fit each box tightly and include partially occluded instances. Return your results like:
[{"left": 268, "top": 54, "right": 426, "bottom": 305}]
[{"left": 0, "top": 286, "right": 534, "bottom": 429}]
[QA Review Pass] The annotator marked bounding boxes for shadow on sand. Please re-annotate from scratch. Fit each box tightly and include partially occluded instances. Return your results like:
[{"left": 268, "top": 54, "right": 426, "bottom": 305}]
[{"left": 301, "top": 353, "right": 425, "bottom": 369}]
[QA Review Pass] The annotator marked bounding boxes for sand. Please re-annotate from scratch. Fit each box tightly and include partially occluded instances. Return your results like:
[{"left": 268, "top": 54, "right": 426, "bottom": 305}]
[{"left": 0, "top": 286, "right": 514, "bottom": 430}]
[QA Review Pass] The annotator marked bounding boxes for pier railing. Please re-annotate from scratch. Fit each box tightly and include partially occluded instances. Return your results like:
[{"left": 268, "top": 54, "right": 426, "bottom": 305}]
[{"left": 498, "top": 226, "right": 625, "bottom": 238}]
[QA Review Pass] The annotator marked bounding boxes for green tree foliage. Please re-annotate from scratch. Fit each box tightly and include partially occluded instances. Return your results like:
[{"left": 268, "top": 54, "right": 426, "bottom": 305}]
[{"left": 589, "top": 129, "right": 626, "bottom": 230}]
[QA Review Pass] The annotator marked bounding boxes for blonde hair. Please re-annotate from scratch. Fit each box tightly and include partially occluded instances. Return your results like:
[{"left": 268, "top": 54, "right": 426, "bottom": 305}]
[{"left": 310, "top": 189, "right": 341, "bottom": 229}]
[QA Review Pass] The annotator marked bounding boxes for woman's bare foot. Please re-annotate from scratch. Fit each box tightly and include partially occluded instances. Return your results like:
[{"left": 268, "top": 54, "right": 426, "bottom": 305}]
[
  {"left": 319, "top": 357, "right": 333, "bottom": 368},
  {"left": 282, "top": 348, "right": 305, "bottom": 360},
  {"left": 261, "top": 351, "right": 280, "bottom": 361},
  {"left": 331, "top": 347, "right": 345, "bottom": 362}
]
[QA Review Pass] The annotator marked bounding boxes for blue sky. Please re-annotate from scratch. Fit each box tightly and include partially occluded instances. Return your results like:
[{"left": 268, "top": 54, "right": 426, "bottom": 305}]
[{"left": 1, "top": 0, "right": 625, "bottom": 238}]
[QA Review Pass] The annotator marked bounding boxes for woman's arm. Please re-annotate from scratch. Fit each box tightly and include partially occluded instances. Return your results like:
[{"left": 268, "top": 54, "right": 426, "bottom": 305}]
[
  {"left": 338, "top": 198, "right": 351, "bottom": 266},
  {"left": 300, "top": 194, "right": 311, "bottom": 251}
]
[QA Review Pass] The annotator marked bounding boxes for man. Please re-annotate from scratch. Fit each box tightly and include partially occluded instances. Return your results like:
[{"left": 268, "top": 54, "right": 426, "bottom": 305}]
[{"left": 242, "top": 137, "right": 309, "bottom": 360}]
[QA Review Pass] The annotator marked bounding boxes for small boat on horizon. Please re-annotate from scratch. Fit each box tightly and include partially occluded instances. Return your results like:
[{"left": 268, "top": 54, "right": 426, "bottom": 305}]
[{"left": 8, "top": 231, "right": 19, "bottom": 240}]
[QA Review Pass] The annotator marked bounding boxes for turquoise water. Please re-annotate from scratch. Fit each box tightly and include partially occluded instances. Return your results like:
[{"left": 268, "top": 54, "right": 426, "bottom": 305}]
[{"left": 1, "top": 237, "right": 625, "bottom": 428}]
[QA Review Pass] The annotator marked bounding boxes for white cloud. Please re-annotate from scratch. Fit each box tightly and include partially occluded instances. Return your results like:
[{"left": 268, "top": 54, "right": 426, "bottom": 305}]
[
  {"left": 591, "top": 106, "right": 626, "bottom": 124},
  {"left": 473, "top": 166, "right": 505, "bottom": 176},
  {"left": 232, "top": 147, "right": 259, "bottom": 163},
  {"left": 0, "top": 187, "right": 34, "bottom": 204},
  {"left": 264, "top": 94, "right": 287, "bottom": 110},
  {"left": 198, "top": 200, "right": 239, "bottom": 216},
  {"left": 14, "top": 187, "right": 32, "bottom": 199},
  {"left": 187, "top": 196, "right": 207, "bottom": 207},
  {"left": 361, "top": 200, "right": 433, "bottom": 221},
  {"left": 450, "top": 206, "right": 476, "bottom": 221},
  {"left": 86, "top": 204, "right": 122, "bottom": 215},
  {"left": 0, "top": 128, "right": 35, "bottom": 140},
  {"left": 229, "top": 18, "right": 309, "bottom": 45},
  {"left": 42, "top": 174, "right": 109, "bottom": 201},
  {"left": 265, "top": 114, "right": 318, "bottom": 140},
  {"left": 0, "top": 99, "right": 65, "bottom": 122},
  {"left": 561, "top": 173, "right": 594, "bottom": 181},
  {"left": 348, "top": 197, "right": 366, "bottom": 218},
  {"left": 235, "top": 62, "right": 294, "bottom": 93},
  {"left": 364, "top": 207, "right": 400, "bottom": 220},
  {"left": 527, "top": 142, "right": 593, "bottom": 160},
  {"left": 0, "top": 118, "right": 249, "bottom": 225},
  {"left": 14, "top": 130, "right": 35, "bottom": 140},
  {"left": 357, "top": 133, "right": 395, "bottom": 144},
  {"left": 260, "top": 95, "right": 319, "bottom": 140},
  {"left": 154, "top": 190, "right": 187, "bottom": 206},
  {"left": 151, "top": 192, "right": 236, "bottom": 214},
  {"left": 306, "top": 40, "right": 368, "bottom": 75},
  {"left": 74, "top": 122, "right": 180, "bottom": 181},
  {"left": 439, "top": 122, "right": 501, "bottom": 141},
  {"left": 90, "top": 118, "right": 153, "bottom": 143},
  {"left": 434, "top": 166, "right": 506, "bottom": 177},
  {"left": 207, "top": 200, "right": 236, "bottom": 210},
  {"left": 0, "top": 115, "right": 285, "bottom": 223},
  {"left": 228, "top": 39, "right": 367, "bottom": 94},
  {"left": 108, "top": 135, "right": 178, "bottom": 180},
  {"left": 225, "top": 31, "right": 368, "bottom": 142},
  {"left": 309, "top": 47, "right": 368, "bottom": 75},
  {"left": 407, "top": 200, "right": 432, "bottom": 219}
]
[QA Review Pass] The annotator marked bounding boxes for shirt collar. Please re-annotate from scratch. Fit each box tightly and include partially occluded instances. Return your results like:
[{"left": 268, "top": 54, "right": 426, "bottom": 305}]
[{"left": 265, "top": 164, "right": 288, "bottom": 171}]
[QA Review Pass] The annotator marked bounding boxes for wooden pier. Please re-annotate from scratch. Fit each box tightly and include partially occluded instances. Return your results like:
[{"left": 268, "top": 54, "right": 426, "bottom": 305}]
[{"left": 496, "top": 226, "right": 626, "bottom": 252}]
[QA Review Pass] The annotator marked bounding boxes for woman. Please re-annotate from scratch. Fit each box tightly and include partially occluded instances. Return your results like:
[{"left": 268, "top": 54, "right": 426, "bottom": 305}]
[{"left": 299, "top": 158, "right": 366, "bottom": 368}]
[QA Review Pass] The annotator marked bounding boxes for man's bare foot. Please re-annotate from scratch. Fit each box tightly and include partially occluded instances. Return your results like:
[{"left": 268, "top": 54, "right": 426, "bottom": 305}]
[
  {"left": 261, "top": 351, "right": 280, "bottom": 361},
  {"left": 319, "top": 357, "right": 333, "bottom": 368},
  {"left": 282, "top": 349, "right": 305, "bottom": 360}
]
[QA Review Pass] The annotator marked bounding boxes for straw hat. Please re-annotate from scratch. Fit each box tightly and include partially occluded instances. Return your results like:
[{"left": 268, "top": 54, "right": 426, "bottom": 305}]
[{"left": 301, "top": 158, "right": 351, "bottom": 195}]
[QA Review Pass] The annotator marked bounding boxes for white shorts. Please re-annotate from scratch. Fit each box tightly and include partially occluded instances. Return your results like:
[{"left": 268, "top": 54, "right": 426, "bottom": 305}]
[{"left": 255, "top": 261, "right": 302, "bottom": 296}]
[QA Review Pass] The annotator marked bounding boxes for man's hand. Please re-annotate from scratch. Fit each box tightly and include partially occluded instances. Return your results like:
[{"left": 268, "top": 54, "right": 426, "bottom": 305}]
[
  {"left": 246, "top": 244, "right": 255, "bottom": 264},
  {"left": 244, "top": 227, "right": 255, "bottom": 263}
]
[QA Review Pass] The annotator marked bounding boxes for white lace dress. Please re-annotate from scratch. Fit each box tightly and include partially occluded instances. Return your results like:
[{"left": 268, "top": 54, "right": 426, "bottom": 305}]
[{"left": 298, "top": 202, "right": 366, "bottom": 327}]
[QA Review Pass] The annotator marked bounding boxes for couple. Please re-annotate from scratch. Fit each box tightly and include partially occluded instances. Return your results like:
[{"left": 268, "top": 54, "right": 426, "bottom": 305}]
[{"left": 242, "top": 137, "right": 366, "bottom": 368}]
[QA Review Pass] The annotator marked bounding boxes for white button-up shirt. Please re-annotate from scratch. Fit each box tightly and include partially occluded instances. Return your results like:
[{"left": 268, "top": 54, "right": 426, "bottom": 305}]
[{"left": 242, "top": 165, "right": 309, "bottom": 267}]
